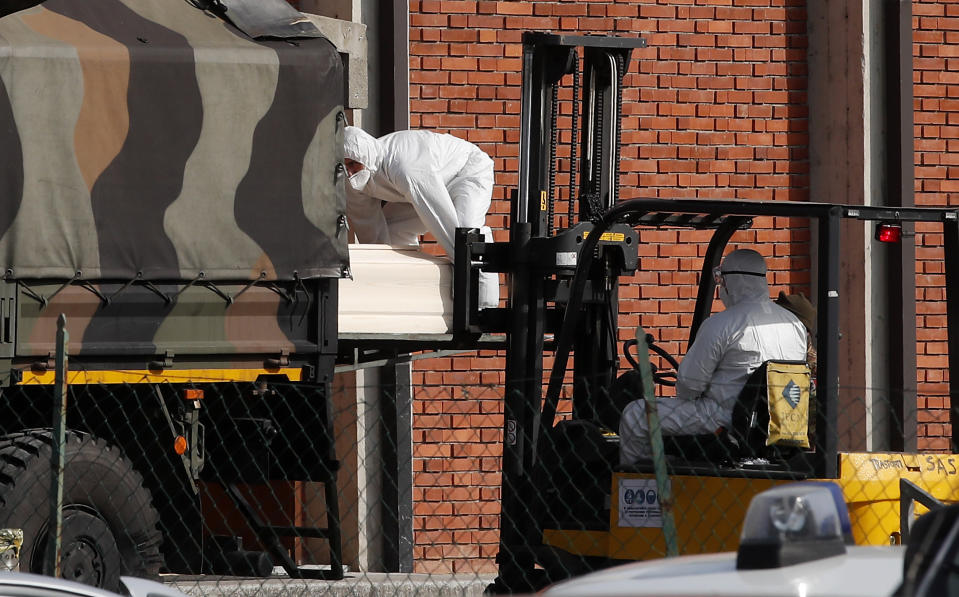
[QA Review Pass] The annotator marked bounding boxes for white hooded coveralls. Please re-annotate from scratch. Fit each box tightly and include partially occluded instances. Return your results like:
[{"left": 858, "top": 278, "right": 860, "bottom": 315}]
[
  {"left": 343, "top": 126, "right": 498, "bottom": 308},
  {"left": 619, "top": 249, "right": 807, "bottom": 465}
]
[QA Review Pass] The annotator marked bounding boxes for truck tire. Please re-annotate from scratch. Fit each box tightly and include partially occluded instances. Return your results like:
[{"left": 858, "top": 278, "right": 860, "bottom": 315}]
[{"left": 0, "top": 429, "right": 164, "bottom": 591}]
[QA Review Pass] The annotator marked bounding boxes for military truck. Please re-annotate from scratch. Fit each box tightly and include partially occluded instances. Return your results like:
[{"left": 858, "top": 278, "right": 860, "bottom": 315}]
[{"left": 0, "top": 0, "right": 350, "bottom": 589}]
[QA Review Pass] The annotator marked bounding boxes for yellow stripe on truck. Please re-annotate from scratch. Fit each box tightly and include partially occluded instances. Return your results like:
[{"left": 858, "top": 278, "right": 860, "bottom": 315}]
[{"left": 18, "top": 368, "right": 302, "bottom": 385}]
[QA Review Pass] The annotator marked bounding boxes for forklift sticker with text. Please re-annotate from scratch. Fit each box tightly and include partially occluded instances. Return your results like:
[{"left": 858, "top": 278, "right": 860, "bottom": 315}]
[
  {"left": 582, "top": 231, "right": 626, "bottom": 242},
  {"left": 618, "top": 478, "right": 664, "bottom": 528},
  {"left": 556, "top": 252, "right": 577, "bottom": 266}
]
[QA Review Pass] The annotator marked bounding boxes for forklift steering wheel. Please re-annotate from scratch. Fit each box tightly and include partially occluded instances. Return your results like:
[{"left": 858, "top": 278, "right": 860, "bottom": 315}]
[{"left": 623, "top": 335, "right": 680, "bottom": 387}]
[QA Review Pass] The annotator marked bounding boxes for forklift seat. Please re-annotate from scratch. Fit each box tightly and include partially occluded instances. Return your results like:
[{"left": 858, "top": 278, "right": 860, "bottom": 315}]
[{"left": 728, "top": 359, "right": 813, "bottom": 459}]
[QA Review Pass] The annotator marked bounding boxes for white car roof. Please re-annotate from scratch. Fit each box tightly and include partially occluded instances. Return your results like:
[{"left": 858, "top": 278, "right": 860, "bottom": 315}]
[
  {"left": 0, "top": 572, "right": 189, "bottom": 597},
  {"left": 543, "top": 545, "right": 905, "bottom": 597}
]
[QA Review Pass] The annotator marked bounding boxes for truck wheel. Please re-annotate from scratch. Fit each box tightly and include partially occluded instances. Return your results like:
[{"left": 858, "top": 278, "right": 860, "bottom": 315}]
[{"left": 0, "top": 429, "right": 164, "bottom": 591}]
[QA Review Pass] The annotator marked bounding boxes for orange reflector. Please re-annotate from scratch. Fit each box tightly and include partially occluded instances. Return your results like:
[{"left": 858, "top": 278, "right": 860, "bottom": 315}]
[
  {"left": 174, "top": 436, "right": 188, "bottom": 455},
  {"left": 183, "top": 389, "right": 204, "bottom": 400},
  {"left": 875, "top": 222, "right": 902, "bottom": 243}
]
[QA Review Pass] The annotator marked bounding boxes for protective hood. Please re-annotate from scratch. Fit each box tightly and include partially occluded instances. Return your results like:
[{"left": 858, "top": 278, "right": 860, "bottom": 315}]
[
  {"left": 344, "top": 126, "right": 384, "bottom": 175},
  {"left": 719, "top": 249, "right": 769, "bottom": 307}
]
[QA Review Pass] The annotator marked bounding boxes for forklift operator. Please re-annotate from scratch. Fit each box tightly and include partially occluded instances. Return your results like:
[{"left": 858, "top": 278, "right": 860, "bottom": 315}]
[
  {"left": 619, "top": 249, "right": 807, "bottom": 465},
  {"left": 342, "top": 125, "right": 498, "bottom": 309}
]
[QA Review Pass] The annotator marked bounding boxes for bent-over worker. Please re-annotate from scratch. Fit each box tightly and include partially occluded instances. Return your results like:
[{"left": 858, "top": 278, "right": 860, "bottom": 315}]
[
  {"left": 342, "top": 126, "right": 498, "bottom": 309},
  {"left": 619, "top": 249, "right": 807, "bottom": 465}
]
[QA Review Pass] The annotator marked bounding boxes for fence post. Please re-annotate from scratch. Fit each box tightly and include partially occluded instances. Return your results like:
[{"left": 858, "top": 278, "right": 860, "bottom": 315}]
[
  {"left": 638, "top": 329, "right": 679, "bottom": 557},
  {"left": 46, "top": 314, "right": 68, "bottom": 577}
]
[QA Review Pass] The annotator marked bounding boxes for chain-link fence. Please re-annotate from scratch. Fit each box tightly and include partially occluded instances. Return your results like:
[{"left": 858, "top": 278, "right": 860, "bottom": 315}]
[
  {"left": 0, "top": 377, "right": 343, "bottom": 581},
  {"left": 0, "top": 357, "right": 499, "bottom": 591},
  {"left": 0, "top": 349, "right": 954, "bottom": 597}
]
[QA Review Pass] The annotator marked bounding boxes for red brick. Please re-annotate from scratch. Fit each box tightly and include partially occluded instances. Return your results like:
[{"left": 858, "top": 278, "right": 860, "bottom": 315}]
[
  {"left": 414, "top": 560, "right": 453, "bottom": 574},
  {"left": 411, "top": 13, "right": 448, "bottom": 27}
]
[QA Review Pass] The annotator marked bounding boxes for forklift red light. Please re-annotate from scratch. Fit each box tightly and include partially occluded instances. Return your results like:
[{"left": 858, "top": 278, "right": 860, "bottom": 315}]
[
  {"left": 173, "top": 436, "right": 188, "bottom": 455},
  {"left": 875, "top": 222, "right": 902, "bottom": 243},
  {"left": 183, "top": 388, "right": 204, "bottom": 400}
]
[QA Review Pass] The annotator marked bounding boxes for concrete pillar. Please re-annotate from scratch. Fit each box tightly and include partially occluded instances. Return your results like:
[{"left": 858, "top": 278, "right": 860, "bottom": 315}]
[
  {"left": 355, "top": 367, "right": 386, "bottom": 570},
  {"left": 863, "top": 0, "right": 892, "bottom": 451},
  {"left": 302, "top": 0, "right": 408, "bottom": 134},
  {"left": 808, "top": 0, "right": 913, "bottom": 452},
  {"left": 807, "top": 1, "right": 868, "bottom": 451}
]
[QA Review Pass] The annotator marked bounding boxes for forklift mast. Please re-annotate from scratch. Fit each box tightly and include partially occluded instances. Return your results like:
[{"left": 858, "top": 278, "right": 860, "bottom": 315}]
[{"left": 474, "top": 32, "right": 646, "bottom": 593}]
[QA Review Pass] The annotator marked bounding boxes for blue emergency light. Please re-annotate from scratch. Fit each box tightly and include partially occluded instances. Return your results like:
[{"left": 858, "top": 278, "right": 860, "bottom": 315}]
[{"left": 736, "top": 482, "right": 853, "bottom": 570}]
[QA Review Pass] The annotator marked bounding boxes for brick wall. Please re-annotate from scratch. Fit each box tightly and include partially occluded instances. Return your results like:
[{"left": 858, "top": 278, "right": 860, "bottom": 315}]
[
  {"left": 914, "top": 0, "right": 957, "bottom": 450},
  {"left": 408, "top": 0, "right": 812, "bottom": 574},
  {"left": 286, "top": 0, "right": 958, "bottom": 573}
]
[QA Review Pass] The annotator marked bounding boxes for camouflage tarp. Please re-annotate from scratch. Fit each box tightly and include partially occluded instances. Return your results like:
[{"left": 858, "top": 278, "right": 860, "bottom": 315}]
[{"left": 0, "top": 0, "right": 348, "bottom": 282}]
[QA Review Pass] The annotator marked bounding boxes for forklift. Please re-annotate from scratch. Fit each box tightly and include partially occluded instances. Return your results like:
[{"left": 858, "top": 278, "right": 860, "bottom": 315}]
[{"left": 454, "top": 32, "right": 959, "bottom": 593}]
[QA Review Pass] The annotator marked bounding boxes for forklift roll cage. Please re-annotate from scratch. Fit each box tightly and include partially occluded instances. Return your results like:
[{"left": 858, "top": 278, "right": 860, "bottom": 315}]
[
  {"left": 452, "top": 32, "right": 959, "bottom": 592},
  {"left": 546, "top": 197, "right": 959, "bottom": 482}
]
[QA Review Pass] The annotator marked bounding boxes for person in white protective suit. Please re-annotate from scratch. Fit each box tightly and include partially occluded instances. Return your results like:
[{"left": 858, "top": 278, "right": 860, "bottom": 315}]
[
  {"left": 342, "top": 126, "right": 499, "bottom": 309},
  {"left": 619, "top": 249, "right": 807, "bottom": 465}
]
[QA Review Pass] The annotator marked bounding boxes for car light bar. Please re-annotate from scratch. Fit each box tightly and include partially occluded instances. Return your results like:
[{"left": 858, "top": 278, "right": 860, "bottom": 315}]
[{"left": 736, "top": 482, "right": 850, "bottom": 570}]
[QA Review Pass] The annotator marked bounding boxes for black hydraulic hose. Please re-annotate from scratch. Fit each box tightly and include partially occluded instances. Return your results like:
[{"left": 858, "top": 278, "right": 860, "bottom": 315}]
[
  {"left": 568, "top": 53, "right": 580, "bottom": 224},
  {"left": 605, "top": 276, "right": 618, "bottom": 371},
  {"left": 541, "top": 200, "right": 646, "bottom": 429}
]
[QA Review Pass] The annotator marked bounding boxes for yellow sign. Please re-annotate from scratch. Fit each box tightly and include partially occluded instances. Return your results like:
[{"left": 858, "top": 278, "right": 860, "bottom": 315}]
[
  {"left": 766, "top": 362, "right": 811, "bottom": 448},
  {"left": 540, "top": 191, "right": 548, "bottom": 211},
  {"left": 582, "top": 231, "right": 626, "bottom": 242}
]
